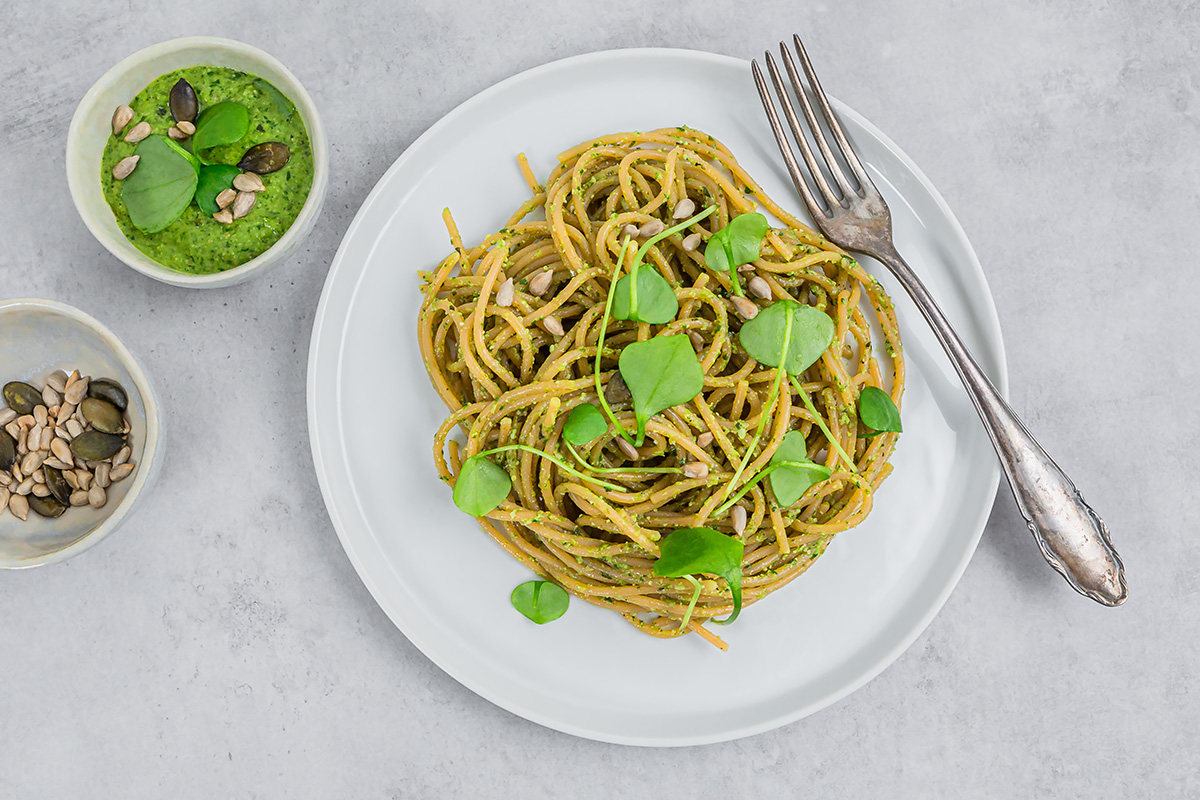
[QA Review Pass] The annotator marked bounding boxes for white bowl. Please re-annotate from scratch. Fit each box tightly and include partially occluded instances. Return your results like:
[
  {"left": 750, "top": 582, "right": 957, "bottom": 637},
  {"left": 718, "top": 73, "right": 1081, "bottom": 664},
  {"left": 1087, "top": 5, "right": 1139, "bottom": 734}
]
[
  {"left": 66, "top": 37, "right": 329, "bottom": 288},
  {"left": 0, "top": 299, "right": 162, "bottom": 567}
]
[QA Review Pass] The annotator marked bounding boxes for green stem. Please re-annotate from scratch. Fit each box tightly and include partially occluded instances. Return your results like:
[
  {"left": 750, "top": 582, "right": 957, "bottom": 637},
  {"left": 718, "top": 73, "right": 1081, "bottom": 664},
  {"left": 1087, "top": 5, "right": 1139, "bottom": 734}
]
[
  {"left": 790, "top": 376, "right": 857, "bottom": 472},
  {"left": 727, "top": 246, "right": 743, "bottom": 297},
  {"left": 564, "top": 442, "right": 682, "bottom": 475},
  {"left": 629, "top": 206, "right": 716, "bottom": 316},
  {"left": 719, "top": 309, "right": 794, "bottom": 503},
  {"left": 594, "top": 236, "right": 635, "bottom": 443},
  {"left": 713, "top": 460, "right": 816, "bottom": 515},
  {"left": 478, "top": 444, "right": 626, "bottom": 493},
  {"left": 677, "top": 574, "right": 702, "bottom": 632}
]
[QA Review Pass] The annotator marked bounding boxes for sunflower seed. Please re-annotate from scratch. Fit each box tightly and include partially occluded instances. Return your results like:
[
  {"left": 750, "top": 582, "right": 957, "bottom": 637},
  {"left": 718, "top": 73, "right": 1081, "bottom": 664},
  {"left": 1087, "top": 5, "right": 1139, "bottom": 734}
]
[
  {"left": 44, "top": 459, "right": 72, "bottom": 470},
  {"left": 168, "top": 126, "right": 187, "bottom": 141},
  {"left": 39, "top": 427, "right": 53, "bottom": 451},
  {"left": 48, "top": 404, "right": 59, "bottom": 417},
  {"left": 31, "top": 484, "right": 50, "bottom": 498},
  {"left": 177, "top": 120, "right": 196, "bottom": 135},
  {"left": 66, "top": 419, "right": 84, "bottom": 438},
  {"left": 111, "top": 105, "right": 134, "bottom": 135},
  {"left": 682, "top": 461, "right": 710, "bottom": 480},
  {"left": 9, "top": 492, "right": 28, "bottom": 520},
  {"left": 113, "top": 446, "right": 131, "bottom": 468},
  {"left": 63, "top": 470, "right": 79, "bottom": 489},
  {"left": 31, "top": 469, "right": 44, "bottom": 484},
  {"left": 124, "top": 121, "right": 151, "bottom": 143},
  {"left": 681, "top": 232, "right": 702, "bottom": 252},
  {"left": 542, "top": 315, "right": 564, "bottom": 337},
  {"left": 622, "top": 224, "right": 640, "bottom": 238},
  {"left": 731, "top": 296, "right": 759, "bottom": 320},
  {"left": 57, "top": 403, "right": 75, "bottom": 425},
  {"left": 15, "top": 478, "right": 33, "bottom": 496},
  {"left": 88, "top": 484, "right": 107, "bottom": 508},
  {"left": 495, "top": 277, "right": 515, "bottom": 307},
  {"left": 50, "top": 437, "right": 73, "bottom": 466},
  {"left": 65, "top": 370, "right": 81, "bottom": 389},
  {"left": 639, "top": 220, "right": 665, "bottom": 238},
  {"left": 529, "top": 270, "right": 554, "bottom": 296},
  {"left": 15, "top": 415, "right": 33, "bottom": 428},
  {"left": 20, "top": 451, "right": 43, "bottom": 475},
  {"left": 94, "top": 462, "right": 111, "bottom": 489},
  {"left": 110, "top": 462, "right": 134, "bottom": 481},
  {"left": 748, "top": 276, "right": 772, "bottom": 300},
  {"left": 213, "top": 208, "right": 234, "bottom": 224},
  {"left": 731, "top": 504, "right": 747, "bottom": 535},
  {"left": 64, "top": 379, "right": 88, "bottom": 406},
  {"left": 76, "top": 470, "right": 92, "bottom": 491},
  {"left": 33, "top": 405, "right": 47, "bottom": 426},
  {"left": 232, "top": 191, "right": 256, "bottom": 219},
  {"left": 214, "top": 188, "right": 236, "bottom": 210},
  {"left": 15, "top": 428, "right": 26, "bottom": 454},
  {"left": 697, "top": 431, "right": 714, "bottom": 448},
  {"left": 688, "top": 331, "right": 705, "bottom": 352},
  {"left": 12, "top": 463, "right": 21, "bottom": 481},
  {"left": 233, "top": 172, "right": 265, "bottom": 192},
  {"left": 0, "top": 408, "right": 14, "bottom": 427},
  {"left": 6, "top": 422, "right": 19, "bottom": 440},
  {"left": 47, "top": 371, "right": 68, "bottom": 392},
  {"left": 0, "top": 487, "right": 7, "bottom": 513},
  {"left": 672, "top": 198, "right": 696, "bottom": 219},
  {"left": 617, "top": 437, "right": 639, "bottom": 461},
  {"left": 70, "top": 490, "right": 89, "bottom": 507},
  {"left": 0, "top": 472, "right": 9, "bottom": 486},
  {"left": 112, "top": 155, "right": 140, "bottom": 179}
]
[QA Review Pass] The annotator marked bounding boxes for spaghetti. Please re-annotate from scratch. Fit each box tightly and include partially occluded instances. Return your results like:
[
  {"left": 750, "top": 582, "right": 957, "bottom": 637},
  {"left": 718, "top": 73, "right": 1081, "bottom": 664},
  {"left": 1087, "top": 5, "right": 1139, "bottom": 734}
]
[{"left": 417, "top": 127, "right": 903, "bottom": 649}]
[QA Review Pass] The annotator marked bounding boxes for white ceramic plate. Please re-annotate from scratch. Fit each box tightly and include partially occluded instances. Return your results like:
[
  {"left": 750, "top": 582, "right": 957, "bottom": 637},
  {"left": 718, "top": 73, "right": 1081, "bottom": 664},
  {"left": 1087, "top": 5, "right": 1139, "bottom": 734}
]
[{"left": 308, "top": 49, "right": 1008, "bottom": 746}]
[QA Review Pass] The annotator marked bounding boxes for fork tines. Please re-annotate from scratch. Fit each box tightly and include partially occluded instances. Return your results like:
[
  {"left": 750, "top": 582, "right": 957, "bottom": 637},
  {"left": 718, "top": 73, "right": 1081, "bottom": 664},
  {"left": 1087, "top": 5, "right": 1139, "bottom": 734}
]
[{"left": 752, "top": 35, "right": 877, "bottom": 221}]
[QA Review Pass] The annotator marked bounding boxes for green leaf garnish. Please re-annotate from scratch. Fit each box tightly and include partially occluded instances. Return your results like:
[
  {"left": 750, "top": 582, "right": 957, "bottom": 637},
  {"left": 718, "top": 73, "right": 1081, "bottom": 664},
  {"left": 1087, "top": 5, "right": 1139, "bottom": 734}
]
[
  {"left": 452, "top": 454, "right": 512, "bottom": 516},
  {"left": 611, "top": 267, "right": 678, "bottom": 324},
  {"left": 120, "top": 134, "right": 199, "bottom": 233},
  {"left": 193, "top": 164, "right": 241, "bottom": 215},
  {"left": 654, "top": 527, "right": 744, "bottom": 626},
  {"left": 191, "top": 101, "right": 250, "bottom": 162},
  {"left": 618, "top": 335, "right": 705, "bottom": 446},
  {"left": 768, "top": 431, "right": 833, "bottom": 506},
  {"left": 563, "top": 403, "right": 607, "bottom": 445},
  {"left": 612, "top": 206, "right": 715, "bottom": 322},
  {"left": 859, "top": 386, "right": 902, "bottom": 434},
  {"left": 704, "top": 212, "right": 770, "bottom": 296},
  {"left": 739, "top": 299, "right": 835, "bottom": 374},
  {"left": 510, "top": 580, "right": 569, "bottom": 624}
]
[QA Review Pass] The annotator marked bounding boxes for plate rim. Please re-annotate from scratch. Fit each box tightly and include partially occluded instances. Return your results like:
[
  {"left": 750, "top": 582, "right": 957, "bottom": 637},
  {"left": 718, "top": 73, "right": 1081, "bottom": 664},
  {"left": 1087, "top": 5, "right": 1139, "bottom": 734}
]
[{"left": 307, "top": 47, "right": 1010, "bottom": 746}]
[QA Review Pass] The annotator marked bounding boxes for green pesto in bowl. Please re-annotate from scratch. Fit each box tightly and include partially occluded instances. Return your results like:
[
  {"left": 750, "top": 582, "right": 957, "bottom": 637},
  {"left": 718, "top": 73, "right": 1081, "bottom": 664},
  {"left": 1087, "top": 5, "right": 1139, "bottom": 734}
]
[{"left": 100, "top": 66, "right": 313, "bottom": 275}]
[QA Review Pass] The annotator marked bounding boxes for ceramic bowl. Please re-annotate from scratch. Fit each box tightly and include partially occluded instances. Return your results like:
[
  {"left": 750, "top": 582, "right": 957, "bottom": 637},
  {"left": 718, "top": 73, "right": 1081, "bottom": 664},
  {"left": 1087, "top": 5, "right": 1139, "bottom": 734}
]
[
  {"left": 0, "top": 299, "right": 162, "bottom": 567},
  {"left": 65, "top": 36, "right": 329, "bottom": 288}
]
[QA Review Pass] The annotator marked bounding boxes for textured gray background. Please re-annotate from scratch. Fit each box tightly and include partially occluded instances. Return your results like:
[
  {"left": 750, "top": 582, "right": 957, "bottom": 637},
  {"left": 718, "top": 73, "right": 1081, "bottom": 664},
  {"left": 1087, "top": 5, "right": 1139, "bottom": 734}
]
[{"left": 1, "top": 0, "right": 1195, "bottom": 797}]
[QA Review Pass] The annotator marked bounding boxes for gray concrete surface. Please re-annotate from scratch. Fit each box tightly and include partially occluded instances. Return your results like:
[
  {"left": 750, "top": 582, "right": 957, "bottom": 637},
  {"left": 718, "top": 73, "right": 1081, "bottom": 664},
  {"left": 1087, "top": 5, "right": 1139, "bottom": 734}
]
[{"left": 1, "top": 1, "right": 1195, "bottom": 796}]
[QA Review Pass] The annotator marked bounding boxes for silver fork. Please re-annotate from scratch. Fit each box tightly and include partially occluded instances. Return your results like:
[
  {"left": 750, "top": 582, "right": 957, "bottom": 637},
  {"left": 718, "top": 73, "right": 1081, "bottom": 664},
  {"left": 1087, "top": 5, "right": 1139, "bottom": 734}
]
[{"left": 752, "top": 36, "right": 1126, "bottom": 606}]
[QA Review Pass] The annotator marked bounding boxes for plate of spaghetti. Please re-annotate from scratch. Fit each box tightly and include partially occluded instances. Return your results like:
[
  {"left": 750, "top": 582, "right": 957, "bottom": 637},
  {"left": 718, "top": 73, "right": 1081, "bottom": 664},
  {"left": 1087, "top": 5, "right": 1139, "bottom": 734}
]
[{"left": 308, "top": 49, "right": 1007, "bottom": 745}]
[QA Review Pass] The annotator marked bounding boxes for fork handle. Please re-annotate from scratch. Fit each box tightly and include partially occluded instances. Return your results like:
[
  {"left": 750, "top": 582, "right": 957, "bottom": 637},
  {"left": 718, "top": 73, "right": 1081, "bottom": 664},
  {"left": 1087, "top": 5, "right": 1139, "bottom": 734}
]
[{"left": 874, "top": 246, "right": 1127, "bottom": 606}]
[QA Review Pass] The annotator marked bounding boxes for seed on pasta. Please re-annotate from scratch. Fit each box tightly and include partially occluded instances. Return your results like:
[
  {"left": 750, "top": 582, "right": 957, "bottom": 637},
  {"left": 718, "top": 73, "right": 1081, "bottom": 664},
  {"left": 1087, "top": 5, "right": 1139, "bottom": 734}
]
[
  {"left": 697, "top": 432, "right": 714, "bottom": 448},
  {"left": 542, "top": 315, "right": 564, "bottom": 337},
  {"left": 682, "top": 462, "right": 709, "bottom": 480},
  {"left": 731, "top": 296, "right": 759, "bottom": 320},
  {"left": 731, "top": 505, "right": 747, "bottom": 535},
  {"left": 681, "top": 232, "right": 702, "bottom": 251},
  {"left": 622, "top": 224, "right": 640, "bottom": 239},
  {"left": 616, "top": 437, "right": 639, "bottom": 461},
  {"left": 495, "top": 277, "right": 515, "bottom": 307},
  {"left": 672, "top": 198, "right": 696, "bottom": 219},
  {"left": 638, "top": 220, "right": 665, "bottom": 238},
  {"left": 748, "top": 276, "right": 772, "bottom": 300},
  {"left": 529, "top": 270, "right": 553, "bottom": 296}
]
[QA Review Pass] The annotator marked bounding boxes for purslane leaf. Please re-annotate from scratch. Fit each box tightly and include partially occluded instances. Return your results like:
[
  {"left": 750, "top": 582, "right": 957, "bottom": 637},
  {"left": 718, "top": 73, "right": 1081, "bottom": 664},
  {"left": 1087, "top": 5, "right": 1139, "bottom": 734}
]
[
  {"left": 618, "top": 335, "right": 705, "bottom": 445},
  {"left": 611, "top": 267, "right": 678, "bottom": 324},
  {"left": 194, "top": 164, "right": 241, "bottom": 215},
  {"left": 654, "top": 527, "right": 744, "bottom": 625},
  {"left": 191, "top": 101, "right": 250, "bottom": 162},
  {"left": 768, "top": 431, "right": 833, "bottom": 506},
  {"left": 452, "top": 454, "right": 511, "bottom": 516},
  {"left": 120, "top": 134, "right": 199, "bottom": 233},
  {"left": 739, "top": 299, "right": 835, "bottom": 374},
  {"left": 510, "top": 580, "right": 569, "bottom": 624},
  {"left": 563, "top": 403, "right": 608, "bottom": 445},
  {"left": 858, "top": 386, "right": 902, "bottom": 434}
]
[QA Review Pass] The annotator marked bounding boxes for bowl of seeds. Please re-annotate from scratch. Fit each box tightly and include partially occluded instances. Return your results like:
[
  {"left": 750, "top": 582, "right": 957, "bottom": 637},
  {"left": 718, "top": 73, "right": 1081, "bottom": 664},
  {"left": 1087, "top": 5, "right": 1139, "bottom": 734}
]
[
  {"left": 65, "top": 37, "right": 328, "bottom": 288},
  {"left": 0, "top": 298, "right": 162, "bottom": 567}
]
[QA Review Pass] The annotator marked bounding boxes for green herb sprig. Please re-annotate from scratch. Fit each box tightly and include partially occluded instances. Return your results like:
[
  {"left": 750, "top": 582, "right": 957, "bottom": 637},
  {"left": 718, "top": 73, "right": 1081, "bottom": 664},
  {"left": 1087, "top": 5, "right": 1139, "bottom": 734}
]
[
  {"left": 612, "top": 206, "right": 716, "bottom": 322},
  {"left": 704, "top": 212, "right": 770, "bottom": 296},
  {"left": 452, "top": 445, "right": 624, "bottom": 517},
  {"left": 653, "top": 527, "right": 745, "bottom": 628}
]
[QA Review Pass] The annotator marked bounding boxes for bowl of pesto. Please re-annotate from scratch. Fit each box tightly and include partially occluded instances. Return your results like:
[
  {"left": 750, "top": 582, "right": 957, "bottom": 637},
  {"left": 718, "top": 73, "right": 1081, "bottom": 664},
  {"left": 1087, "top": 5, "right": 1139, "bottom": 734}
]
[{"left": 67, "top": 37, "right": 328, "bottom": 288}]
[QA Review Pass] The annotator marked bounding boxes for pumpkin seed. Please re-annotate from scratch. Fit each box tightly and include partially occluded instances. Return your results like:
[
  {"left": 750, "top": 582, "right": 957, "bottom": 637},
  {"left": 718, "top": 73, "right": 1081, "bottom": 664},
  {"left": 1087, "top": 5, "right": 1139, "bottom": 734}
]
[
  {"left": 0, "top": 428, "right": 15, "bottom": 471},
  {"left": 88, "top": 378, "right": 128, "bottom": 411},
  {"left": 28, "top": 494, "right": 65, "bottom": 518},
  {"left": 169, "top": 78, "right": 198, "bottom": 122},
  {"left": 42, "top": 466, "right": 71, "bottom": 506},
  {"left": 81, "top": 397, "right": 126, "bottom": 434},
  {"left": 237, "top": 141, "right": 290, "bottom": 174},
  {"left": 3, "top": 381, "right": 42, "bottom": 414},
  {"left": 70, "top": 430, "right": 125, "bottom": 461}
]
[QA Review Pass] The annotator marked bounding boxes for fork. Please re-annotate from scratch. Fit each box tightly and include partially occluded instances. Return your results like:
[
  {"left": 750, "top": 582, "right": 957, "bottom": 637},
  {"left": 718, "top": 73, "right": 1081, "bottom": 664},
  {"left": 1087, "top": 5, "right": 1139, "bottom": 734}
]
[{"left": 752, "top": 36, "right": 1126, "bottom": 606}]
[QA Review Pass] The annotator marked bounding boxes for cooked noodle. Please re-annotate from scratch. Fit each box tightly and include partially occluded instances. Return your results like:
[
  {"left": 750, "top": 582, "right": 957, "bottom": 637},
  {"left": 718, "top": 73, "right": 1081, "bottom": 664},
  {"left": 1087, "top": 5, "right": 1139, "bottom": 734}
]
[{"left": 417, "top": 127, "right": 902, "bottom": 649}]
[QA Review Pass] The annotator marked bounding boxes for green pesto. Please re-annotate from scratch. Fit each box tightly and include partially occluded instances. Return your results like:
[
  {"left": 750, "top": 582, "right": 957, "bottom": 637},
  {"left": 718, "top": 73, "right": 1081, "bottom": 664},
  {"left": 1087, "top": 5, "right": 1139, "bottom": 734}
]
[{"left": 101, "top": 66, "right": 313, "bottom": 274}]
